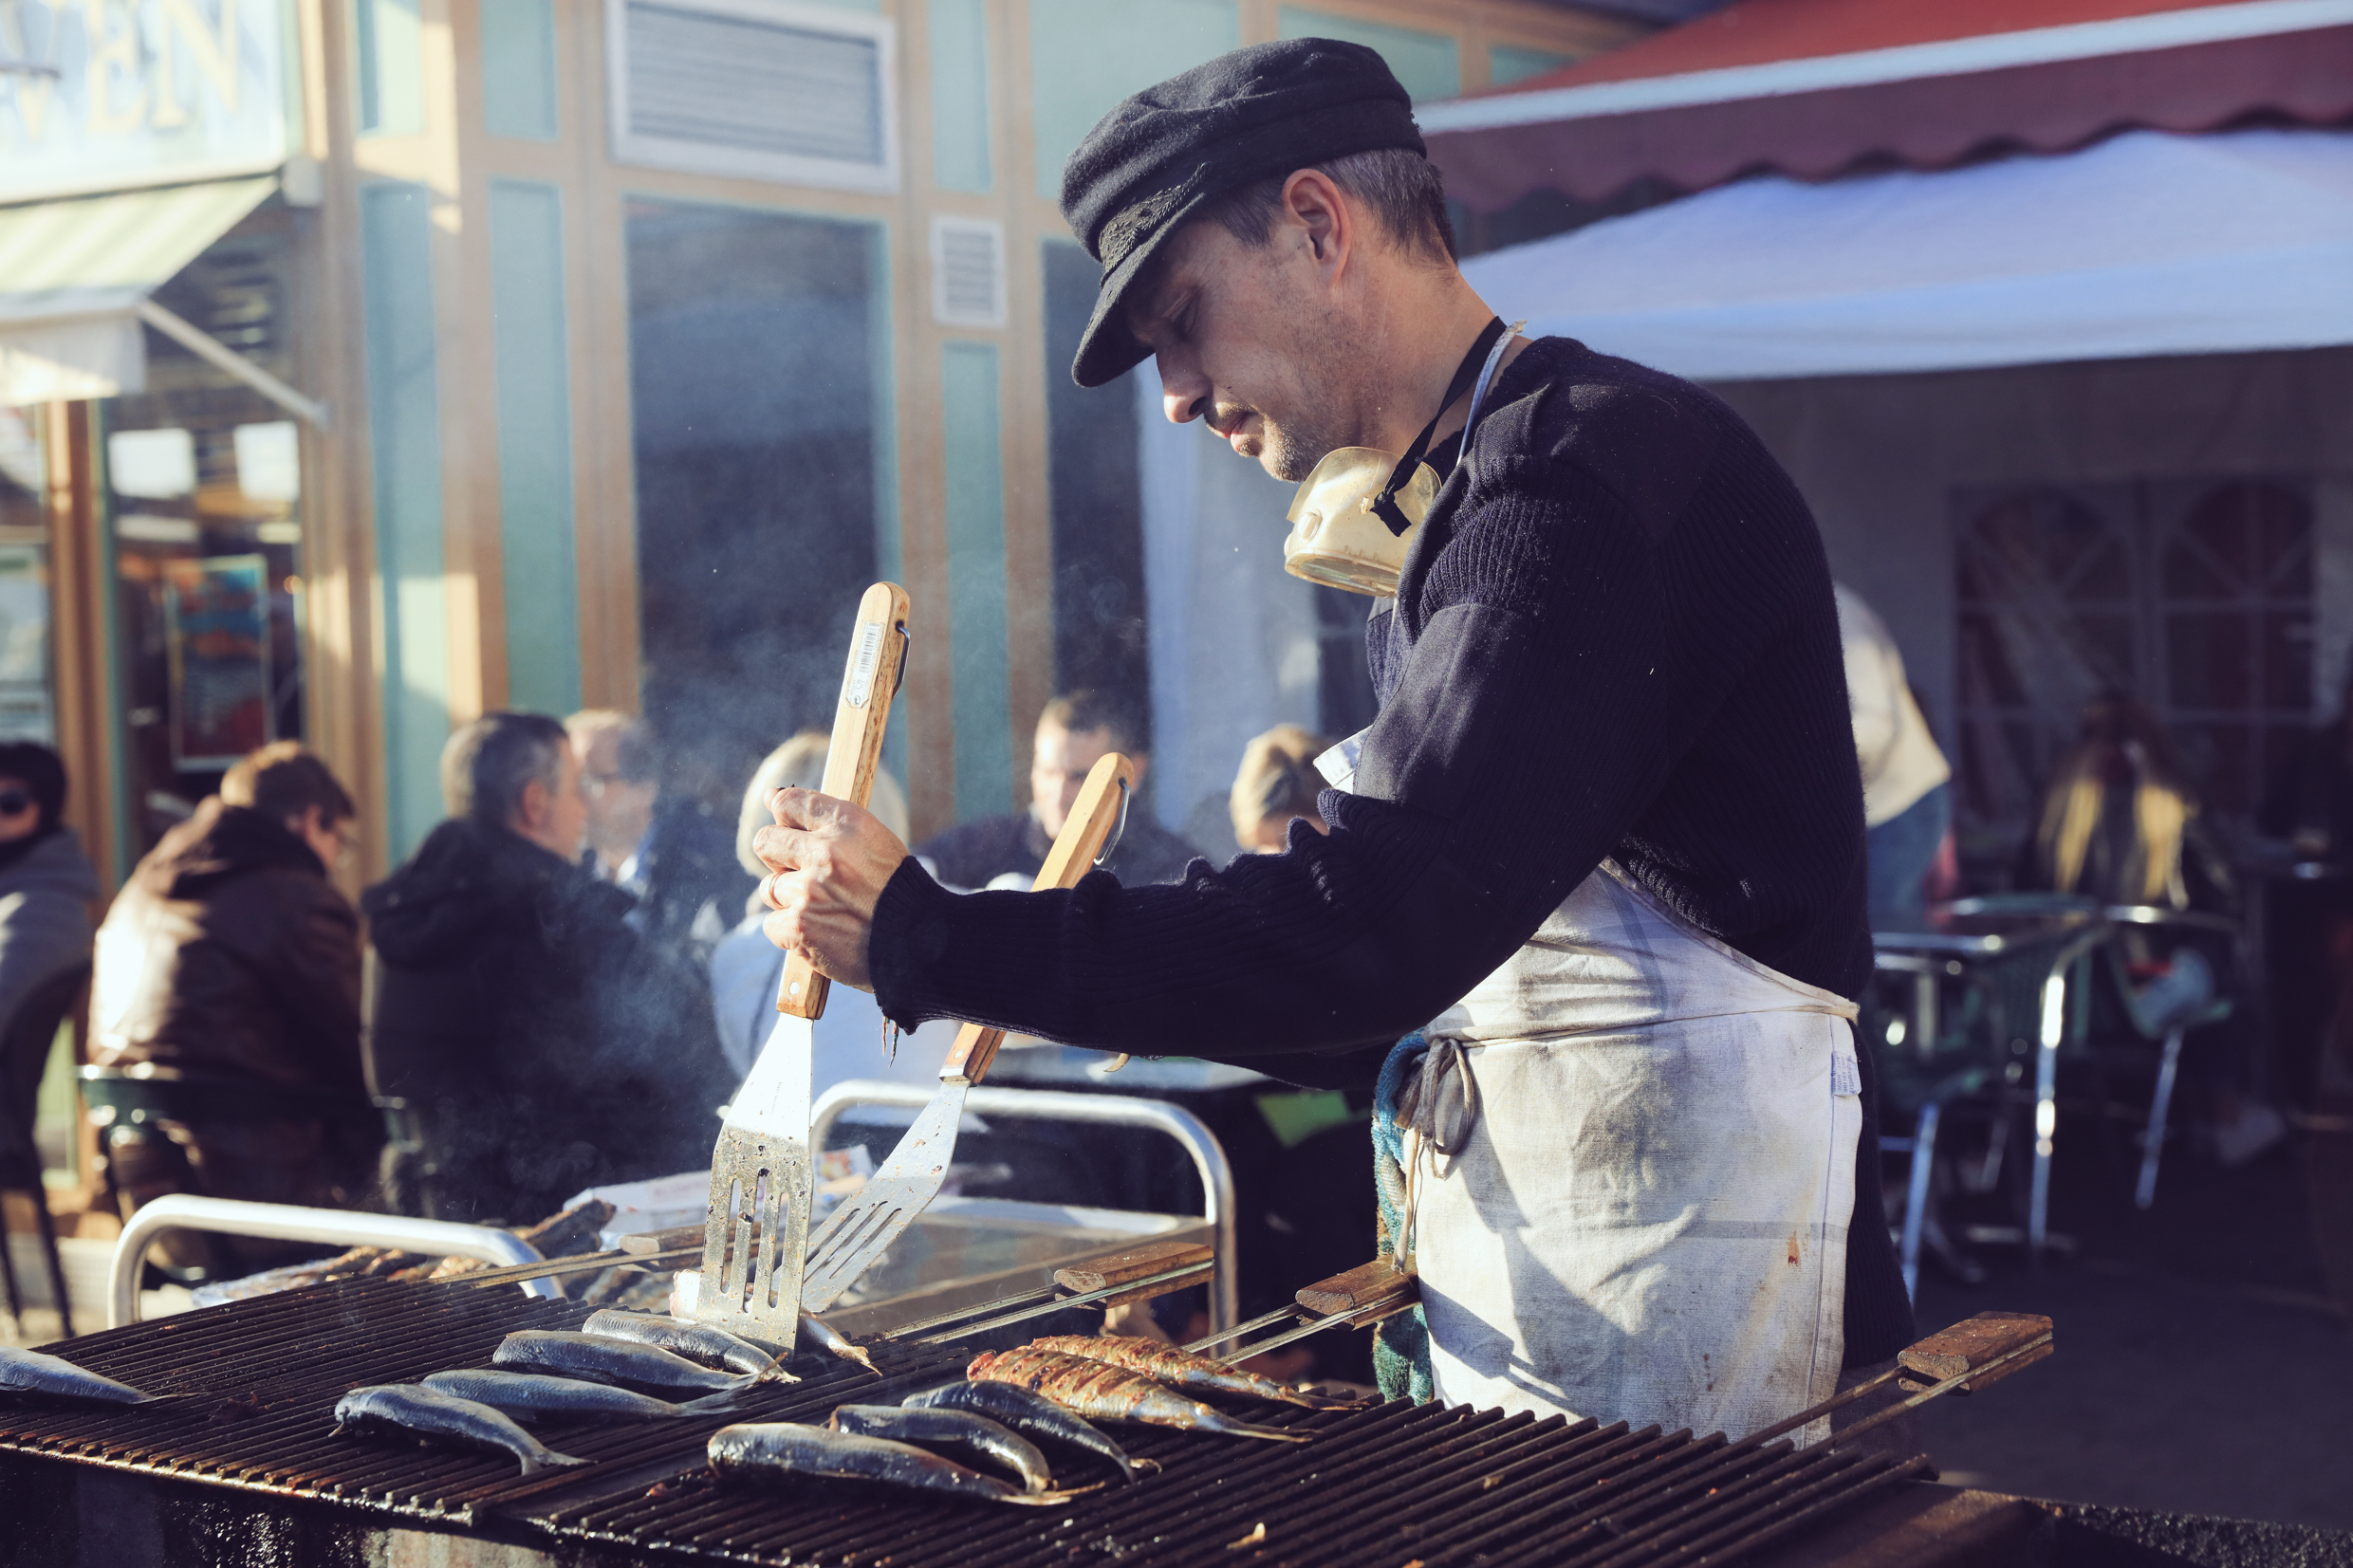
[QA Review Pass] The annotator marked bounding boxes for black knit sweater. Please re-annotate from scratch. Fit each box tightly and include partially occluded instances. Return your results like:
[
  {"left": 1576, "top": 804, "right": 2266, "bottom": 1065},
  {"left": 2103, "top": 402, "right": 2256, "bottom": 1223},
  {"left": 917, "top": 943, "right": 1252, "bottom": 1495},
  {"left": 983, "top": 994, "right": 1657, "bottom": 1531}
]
[{"left": 871, "top": 339, "right": 1914, "bottom": 1363}]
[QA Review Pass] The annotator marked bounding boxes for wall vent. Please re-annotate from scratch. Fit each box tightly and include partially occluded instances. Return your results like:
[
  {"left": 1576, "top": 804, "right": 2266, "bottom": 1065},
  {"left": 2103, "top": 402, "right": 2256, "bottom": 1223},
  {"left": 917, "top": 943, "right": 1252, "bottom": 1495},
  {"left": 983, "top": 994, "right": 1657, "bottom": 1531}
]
[
  {"left": 931, "top": 216, "right": 1007, "bottom": 329},
  {"left": 606, "top": 0, "right": 899, "bottom": 193}
]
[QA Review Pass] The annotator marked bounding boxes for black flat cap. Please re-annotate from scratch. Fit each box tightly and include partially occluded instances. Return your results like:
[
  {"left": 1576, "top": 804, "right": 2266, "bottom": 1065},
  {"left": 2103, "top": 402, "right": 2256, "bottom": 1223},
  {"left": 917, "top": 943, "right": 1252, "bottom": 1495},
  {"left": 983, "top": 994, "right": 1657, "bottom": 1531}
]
[{"left": 1059, "top": 38, "right": 1424, "bottom": 388}]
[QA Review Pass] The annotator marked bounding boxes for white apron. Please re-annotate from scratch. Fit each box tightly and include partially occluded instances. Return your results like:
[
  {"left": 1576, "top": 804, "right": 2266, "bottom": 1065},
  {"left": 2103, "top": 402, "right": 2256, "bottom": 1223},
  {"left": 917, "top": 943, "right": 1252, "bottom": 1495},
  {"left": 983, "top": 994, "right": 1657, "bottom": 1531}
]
[{"left": 1399, "top": 859, "right": 1862, "bottom": 1444}]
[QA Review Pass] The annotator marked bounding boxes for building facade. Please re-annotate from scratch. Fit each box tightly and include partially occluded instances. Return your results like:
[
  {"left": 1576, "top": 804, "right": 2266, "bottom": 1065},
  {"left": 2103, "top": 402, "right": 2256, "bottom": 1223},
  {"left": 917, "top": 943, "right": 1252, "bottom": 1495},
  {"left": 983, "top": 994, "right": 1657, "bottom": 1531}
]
[{"left": 0, "top": 0, "right": 1639, "bottom": 891}]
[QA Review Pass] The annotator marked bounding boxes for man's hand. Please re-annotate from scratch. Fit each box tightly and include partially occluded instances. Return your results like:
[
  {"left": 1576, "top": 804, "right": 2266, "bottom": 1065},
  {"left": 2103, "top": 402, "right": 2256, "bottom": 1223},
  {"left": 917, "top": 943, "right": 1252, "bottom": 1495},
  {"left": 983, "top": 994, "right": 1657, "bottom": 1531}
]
[{"left": 754, "top": 788, "right": 910, "bottom": 991}]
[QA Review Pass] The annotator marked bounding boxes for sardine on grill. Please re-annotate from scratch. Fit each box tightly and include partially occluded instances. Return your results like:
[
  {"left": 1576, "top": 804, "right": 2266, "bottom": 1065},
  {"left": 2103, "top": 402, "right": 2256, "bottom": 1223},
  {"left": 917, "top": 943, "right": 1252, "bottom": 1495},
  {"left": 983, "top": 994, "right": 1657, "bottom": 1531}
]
[
  {"left": 333, "top": 1383, "right": 589, "bottom": 1475},
  {"left": 903, "top": 1379, "right": 1158, "bottom": 1480},
  {"left": 421, "top": 1368, "right": 739, "bottom": 1422},
  {"left": 1027, "top": 1334, "right": 1325, "bottom": 1407},
  {"left": 968, "top": 1349, "right": 1312, "bottom": 1443},
  {"left": 708, "top": 1421, "right": 1077, "bottom": 1505},
  {"left": 799, "top": 1310, "right": 881, "bottom": 1376},
  {"left": 581, "top": 1310, "right": 798, "bottom": 1382},
  {"left": 0, "top": 1345, "right": 153, "bottom": 1406},
  {"left": 492, "top": 1330, "right": 757, "bottom": 1395},
  {"left": 827, "top": 1404, "right": 1052, "bottom": 1492}
]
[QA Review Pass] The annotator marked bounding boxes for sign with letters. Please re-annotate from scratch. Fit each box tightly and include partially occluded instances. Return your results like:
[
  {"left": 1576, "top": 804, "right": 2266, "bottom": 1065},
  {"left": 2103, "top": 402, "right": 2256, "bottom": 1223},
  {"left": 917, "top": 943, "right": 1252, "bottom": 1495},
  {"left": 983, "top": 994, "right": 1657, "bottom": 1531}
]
[{"left": 0, "top": 0, "right": 290, "bottom": 201}]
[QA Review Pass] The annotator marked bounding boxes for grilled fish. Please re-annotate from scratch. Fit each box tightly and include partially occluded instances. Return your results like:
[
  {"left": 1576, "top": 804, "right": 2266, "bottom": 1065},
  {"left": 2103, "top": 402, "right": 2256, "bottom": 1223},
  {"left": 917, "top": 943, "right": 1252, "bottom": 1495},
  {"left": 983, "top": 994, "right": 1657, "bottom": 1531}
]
[
  {"left": 828, "top": 1404, "right": 1051, "bottom": 1492},
  {"left": 0, "top": 1346, "right": 153, "bottom": 1406},
  {"left": 1028, "top": 1334, "right": 1323, "bottom": 1408},
  {"left": 708, "top": 1422, "right": 1076, "bottom": 1505},
  {"left": 492, "top": 1330, "right": 757, "bottom": 1395},
  {"left": 969, "top": 1349, "right": 1311, "bottom": 1443},
  {"left": 421, "top": 1369, "right": 740, "bottom": 1422},
  {"left": 904, "top": 1379, "right": 1157, "bottom": 1481},
  {"left": 333, "top": 1384, "right": 588, "bottom": 1475},
  {"left": 581, "top": 1310, "right": 799, "bottom": 1383},
  {"left": 800, "top": 1311, "right": 880, "bottom": 1376}
]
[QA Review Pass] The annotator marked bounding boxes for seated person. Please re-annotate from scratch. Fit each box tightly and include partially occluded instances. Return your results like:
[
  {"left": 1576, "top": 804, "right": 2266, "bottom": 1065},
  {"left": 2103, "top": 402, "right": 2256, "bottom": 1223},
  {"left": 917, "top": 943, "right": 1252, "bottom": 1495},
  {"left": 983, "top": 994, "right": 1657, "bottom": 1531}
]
[
  {"left": 917, "top": 690, "right": 1198, "bottom": 889},
  {"left": 1229, "top": 725, "right": 1331, "bottom": 852},
  {"left": 0, "top": 742, "right": 101, "bottom": 1168},
  {"left": 708, "top": 731, "right": 951, "bottom": 1086},
  {"left": 564, "top": 710, "right": 658, "bottom": 882},
  {"left": 364, "top": 712, "right": 733, "bottom": 1226},
  {"left": 1835, "top": 584, "right": 1952, "bottom": 918},
  {"left": 2020, "top": 690, "right": 2277, "bottom": 1163},
  {"left": 87, "top": 744, "right": 376, "bottom": 1261}
]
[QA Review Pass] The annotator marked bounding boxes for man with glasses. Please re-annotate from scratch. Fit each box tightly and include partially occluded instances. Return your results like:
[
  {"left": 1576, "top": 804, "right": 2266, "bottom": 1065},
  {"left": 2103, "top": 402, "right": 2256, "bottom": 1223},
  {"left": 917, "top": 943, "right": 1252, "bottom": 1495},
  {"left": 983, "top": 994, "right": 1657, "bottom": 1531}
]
[{"left": 89, "top": 743, "right": 377, "bottom": 1263}]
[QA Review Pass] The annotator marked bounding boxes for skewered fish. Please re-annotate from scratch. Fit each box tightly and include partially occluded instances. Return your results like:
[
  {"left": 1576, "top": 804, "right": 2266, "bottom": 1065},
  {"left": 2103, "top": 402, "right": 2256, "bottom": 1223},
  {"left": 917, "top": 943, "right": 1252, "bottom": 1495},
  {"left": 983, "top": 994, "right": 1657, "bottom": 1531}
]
[
  {"left": 421, "top": 1369, "right": 740, "bottom": 1422},
  {"left": 333, "top": 1384, "right": 588, "bottom": 1475},
  {"left": 1027, "top": 1334, "right": 1325, "bottom": 1408},
  {"left": 708, "top": 1422, "right": 1076, "bottom": 1505},
  {"left": 492, "top": 1330, "right": 757, "bottom": 1395},
  {"left": 0, "top": 1346, "right": 153, "bottom": 1406},
  {"left": 904, "top": 1380, "right": 1157, "bottom": 1481},
  {"left": 828, "top": 1404, "right": 1051, "bottom": 1492},
  {"left": 582, "top": 1310, "right": 798, "bottom": 1383},
  {"left": 969, "top": 1349, "right": 1311, "bottom": 1444},
  {"left": 799, "top": 1311, "right": 880, "bottom": 1376}
]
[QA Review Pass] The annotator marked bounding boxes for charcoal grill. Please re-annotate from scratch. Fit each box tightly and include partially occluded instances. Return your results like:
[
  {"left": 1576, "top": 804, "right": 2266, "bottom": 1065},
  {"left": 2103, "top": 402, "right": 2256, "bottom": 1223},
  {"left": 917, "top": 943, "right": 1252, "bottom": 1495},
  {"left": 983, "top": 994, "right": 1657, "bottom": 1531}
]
[{"left": 0, "top": 1275, "right": 2034, "bottom": 1567}]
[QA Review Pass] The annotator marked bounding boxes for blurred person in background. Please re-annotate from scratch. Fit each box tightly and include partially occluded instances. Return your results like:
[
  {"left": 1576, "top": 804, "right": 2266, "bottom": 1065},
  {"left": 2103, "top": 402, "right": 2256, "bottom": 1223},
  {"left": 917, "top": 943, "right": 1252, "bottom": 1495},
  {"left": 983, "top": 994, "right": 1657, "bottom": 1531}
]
[
  {"left": 88, "top": 743, "right": 376, "bottom": 1254},
  {"left": 708, "top": 731, "right": 941, "bottom": 1084},
  {"left": 2022, "top": 689, "right": 2279, "bottom": 1164},
  {"left": 0, "top": 742, "right": 100, "bottom": 1182},
  {"left": 917, "top": 690, "right": 1197, "bottom": 889},
  {"left": 364, "top": 711, "right": 732, "bottom": 1227},
  {"left": 565, "top": 710, "right": 659, "bottom": 882},
  {"left": 1231, "top": 725, "right": 1331, "bottom": 852},
  {"left": 1834, "top": 586, "right": 1951, "bottom": 920},
  {"left": 2262, "top": 656, "right": 2353, "bottom": 1101}
]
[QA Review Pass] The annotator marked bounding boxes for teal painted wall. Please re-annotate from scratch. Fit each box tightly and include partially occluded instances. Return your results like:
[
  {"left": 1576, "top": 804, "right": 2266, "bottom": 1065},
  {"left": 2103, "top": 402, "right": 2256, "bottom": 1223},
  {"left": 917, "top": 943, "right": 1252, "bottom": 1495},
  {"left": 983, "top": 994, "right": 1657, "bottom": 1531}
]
[
  {"left": 359, "top": 183, "right": 449, "bottom": 860},
  {"left": 354, "top": 0, "right": 425, "bottom": 136},
  {"left": 929, "top": 0, "right": 991, "bottom": 194},
  {"left": 940, "top": 341, "right": 1011, "bottom": 818},
  {"left": 1490, "top": 44, "right": 1572, "bottom": 88},
  {"left": 489, "top": 179, "right": 582, "bottom": 716},
  {"left": 1028, "top": 0, "right": 1237, "bottom": 198},
  {"left": 1278, "top": 9, "right": 1458, "bottom": 101},
  {"left": 481, "top": 0, "right": 559, "bottom": 139}
]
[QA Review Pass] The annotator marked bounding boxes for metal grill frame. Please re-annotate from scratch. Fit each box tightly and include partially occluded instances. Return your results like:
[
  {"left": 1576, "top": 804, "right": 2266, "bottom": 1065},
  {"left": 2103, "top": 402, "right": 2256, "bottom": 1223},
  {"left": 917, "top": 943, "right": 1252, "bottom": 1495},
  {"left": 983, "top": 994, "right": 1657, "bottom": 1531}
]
[{"left": 0, "top": 1279, "right": 1933, "bottom": 1566}]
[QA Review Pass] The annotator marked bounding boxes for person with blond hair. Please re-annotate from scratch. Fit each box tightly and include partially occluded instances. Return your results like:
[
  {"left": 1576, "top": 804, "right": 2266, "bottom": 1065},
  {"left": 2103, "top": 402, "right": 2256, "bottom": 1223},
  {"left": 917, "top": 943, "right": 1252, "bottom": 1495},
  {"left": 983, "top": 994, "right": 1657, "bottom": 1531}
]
[
  {"left": 1230, "top": 725, "right": 1331, "bottom": 853},
  {"left": 90, "top": 742, "right": 374, "bottom": 1247}
]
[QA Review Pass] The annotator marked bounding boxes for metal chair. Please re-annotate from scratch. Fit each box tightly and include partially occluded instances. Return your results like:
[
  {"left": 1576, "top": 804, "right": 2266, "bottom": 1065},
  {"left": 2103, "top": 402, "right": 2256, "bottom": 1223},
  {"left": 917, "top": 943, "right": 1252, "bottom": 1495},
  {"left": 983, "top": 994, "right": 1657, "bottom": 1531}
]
[
  {"left": 2097, "top": 905, "right": 2244, "bottom": 1209},
  {"left": 0, "top": 963, "right": 89, "bottom": 1337}
]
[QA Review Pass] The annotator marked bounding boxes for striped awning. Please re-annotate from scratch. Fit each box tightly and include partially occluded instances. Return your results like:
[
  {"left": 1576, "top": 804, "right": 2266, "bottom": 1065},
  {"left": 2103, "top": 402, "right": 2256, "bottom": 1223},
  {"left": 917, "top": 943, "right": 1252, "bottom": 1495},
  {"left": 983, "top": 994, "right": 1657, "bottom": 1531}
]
[{"left": 0, "top": 177, "right": 278, "bottom": 404}]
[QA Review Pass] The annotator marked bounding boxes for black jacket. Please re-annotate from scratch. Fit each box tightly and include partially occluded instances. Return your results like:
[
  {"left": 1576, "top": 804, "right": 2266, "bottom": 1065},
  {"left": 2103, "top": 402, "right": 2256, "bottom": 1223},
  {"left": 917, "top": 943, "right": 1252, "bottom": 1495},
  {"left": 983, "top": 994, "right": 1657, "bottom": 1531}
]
[{"left": 363, "top": 818, "right": 732, "bottom": 1226}]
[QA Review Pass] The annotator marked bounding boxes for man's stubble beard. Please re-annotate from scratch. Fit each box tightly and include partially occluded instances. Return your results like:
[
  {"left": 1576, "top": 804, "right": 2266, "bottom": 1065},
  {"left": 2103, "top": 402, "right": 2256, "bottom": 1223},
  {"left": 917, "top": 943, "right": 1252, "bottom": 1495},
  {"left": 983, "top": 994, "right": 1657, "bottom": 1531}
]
[{"left": 1254, "top": 306, "right": 1365, "bottom": 484}]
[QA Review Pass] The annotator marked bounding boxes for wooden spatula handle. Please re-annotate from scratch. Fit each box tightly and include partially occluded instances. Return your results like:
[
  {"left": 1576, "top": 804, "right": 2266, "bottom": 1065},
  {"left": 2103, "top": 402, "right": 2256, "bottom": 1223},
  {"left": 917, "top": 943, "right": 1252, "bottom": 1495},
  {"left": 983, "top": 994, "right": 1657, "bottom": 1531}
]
[
  {"left": 940, "top": 752, "right": 1136, "bottom": 1082},
  {"left": 778, "top": 581, "right": 913, "bottom": 1022},
  {"left": 1897, "top": 1310, "right": 2053, "bottom": 1393}
]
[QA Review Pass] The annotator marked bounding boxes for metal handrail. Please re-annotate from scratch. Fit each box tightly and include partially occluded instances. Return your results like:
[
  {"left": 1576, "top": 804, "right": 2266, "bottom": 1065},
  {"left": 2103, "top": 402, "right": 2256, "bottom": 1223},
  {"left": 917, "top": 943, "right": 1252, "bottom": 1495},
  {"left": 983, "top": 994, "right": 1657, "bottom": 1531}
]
[
  {"left": 811, "top": 1080, "right": 1239, "bottom": 1334},
  {"left": 109, "top": 1194, "right": 560, "bottom": 1327}
]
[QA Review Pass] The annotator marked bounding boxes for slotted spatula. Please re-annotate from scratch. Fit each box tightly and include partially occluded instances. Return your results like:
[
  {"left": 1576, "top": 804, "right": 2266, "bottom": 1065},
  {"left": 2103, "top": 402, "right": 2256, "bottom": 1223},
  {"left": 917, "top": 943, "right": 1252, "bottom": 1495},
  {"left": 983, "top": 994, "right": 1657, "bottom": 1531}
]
[
  {"left": 798, "top": 750, "right": 1135, "bottom": 1311},
  {"left": 696, "top": 581, "right": 911, "bottom": 1344}
]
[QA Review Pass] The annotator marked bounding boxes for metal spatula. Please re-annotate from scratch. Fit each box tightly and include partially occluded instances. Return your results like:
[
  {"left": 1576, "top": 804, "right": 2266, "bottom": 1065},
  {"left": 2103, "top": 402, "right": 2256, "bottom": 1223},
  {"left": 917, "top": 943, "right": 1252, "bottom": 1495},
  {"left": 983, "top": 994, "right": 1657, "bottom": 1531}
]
[
  {"left": 696, "top": 581, "right": 911, "bottom": 1343},
  {"left": 797, "top": 751, "right": 1135, "bottom": 1312}
]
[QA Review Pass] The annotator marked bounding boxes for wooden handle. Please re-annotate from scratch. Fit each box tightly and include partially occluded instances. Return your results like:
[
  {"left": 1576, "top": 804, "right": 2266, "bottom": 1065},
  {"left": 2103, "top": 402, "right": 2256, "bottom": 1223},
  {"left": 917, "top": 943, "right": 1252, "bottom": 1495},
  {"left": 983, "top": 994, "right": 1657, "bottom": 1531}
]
[
  {"left": 617, "top": 1225, "right": 705, "bottom": 1256},
  {"left": 1295, "top": 1257, "right": 1418, "bottom": 1323},
  {"left": 1053, "top": 1241, "right": 1214, "bottom": 1306},
  {"left": 1897, "top": 1311, "right": 2053, "bottom": 1394},
  {"left": 940, "top": 752, "right": 1136, "bottom": 1082},
  {"left": 778, "top": 581, "right": 913, "bottom": 1022}
]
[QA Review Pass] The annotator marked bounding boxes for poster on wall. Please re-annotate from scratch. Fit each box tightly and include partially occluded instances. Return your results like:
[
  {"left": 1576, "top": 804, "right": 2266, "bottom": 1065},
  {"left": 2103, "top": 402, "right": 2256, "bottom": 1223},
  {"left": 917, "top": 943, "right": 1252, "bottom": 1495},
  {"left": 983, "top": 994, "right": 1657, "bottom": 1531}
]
[
  {"left": 165, "top": 553, "right": 272, "bottom": 768},
  {"left": 0, "top": 545, "right": 54, "bottom": 743}
]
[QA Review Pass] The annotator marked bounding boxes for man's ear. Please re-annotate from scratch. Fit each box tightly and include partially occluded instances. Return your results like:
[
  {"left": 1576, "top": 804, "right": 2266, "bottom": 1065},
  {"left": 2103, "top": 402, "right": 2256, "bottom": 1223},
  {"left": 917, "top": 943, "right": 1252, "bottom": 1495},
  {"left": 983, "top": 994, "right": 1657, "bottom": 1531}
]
[
  {"left": 514, "top": 777, "right": 550, "bottom": 834},
  {"left": 1281, "top": 169, "right": 1350, "bottom": 267}
]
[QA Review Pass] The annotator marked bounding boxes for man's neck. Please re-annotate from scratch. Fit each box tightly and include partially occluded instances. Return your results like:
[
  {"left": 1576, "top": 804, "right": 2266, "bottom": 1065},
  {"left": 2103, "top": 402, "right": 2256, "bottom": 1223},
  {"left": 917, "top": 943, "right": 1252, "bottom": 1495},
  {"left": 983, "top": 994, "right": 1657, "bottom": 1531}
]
[{"left": 1357, "top": 268, "right": 1517, "bottom": 455}]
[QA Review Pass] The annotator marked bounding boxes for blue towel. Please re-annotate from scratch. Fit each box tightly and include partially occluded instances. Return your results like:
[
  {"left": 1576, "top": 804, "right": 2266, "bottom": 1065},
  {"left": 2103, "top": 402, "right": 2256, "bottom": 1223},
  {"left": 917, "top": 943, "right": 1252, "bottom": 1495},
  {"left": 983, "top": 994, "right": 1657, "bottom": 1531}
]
[{"left": 1371, "top": 1032, "right": 1434, "bottom": 1404}]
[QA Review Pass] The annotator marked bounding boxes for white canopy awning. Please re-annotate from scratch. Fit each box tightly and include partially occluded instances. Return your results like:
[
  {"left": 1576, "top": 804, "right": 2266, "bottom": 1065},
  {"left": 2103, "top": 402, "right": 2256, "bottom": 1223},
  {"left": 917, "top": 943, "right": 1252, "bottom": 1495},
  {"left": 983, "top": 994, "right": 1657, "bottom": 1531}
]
[
  {"left": 0, "top": 176, "right": 324, "bottom": 421},
  {"left": 1458, "top": 127, "right": 2353, "bottom": 381}
]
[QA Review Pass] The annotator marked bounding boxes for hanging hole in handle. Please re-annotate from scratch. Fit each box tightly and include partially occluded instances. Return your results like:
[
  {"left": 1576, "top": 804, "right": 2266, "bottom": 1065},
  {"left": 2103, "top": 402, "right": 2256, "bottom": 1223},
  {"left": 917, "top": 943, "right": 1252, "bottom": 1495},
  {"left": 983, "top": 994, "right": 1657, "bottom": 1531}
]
[{"left": 1097, "top": 778, "right": 1132, "bottom": 867}]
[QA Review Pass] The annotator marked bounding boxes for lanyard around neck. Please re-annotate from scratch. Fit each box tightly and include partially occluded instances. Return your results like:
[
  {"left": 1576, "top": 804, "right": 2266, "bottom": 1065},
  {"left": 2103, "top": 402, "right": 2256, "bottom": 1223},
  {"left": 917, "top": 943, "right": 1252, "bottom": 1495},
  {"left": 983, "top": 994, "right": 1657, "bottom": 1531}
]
[{"left": 1370, "top": 316, "right": 1508, "bottom": 537}]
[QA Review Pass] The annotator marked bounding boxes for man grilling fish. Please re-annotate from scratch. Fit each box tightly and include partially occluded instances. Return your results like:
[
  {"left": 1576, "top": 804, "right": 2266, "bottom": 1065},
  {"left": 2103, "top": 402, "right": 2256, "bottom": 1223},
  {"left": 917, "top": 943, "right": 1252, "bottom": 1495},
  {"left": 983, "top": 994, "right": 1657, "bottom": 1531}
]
[{"left": 754, "top": 40, "right": 1914, "bottom": 1440}]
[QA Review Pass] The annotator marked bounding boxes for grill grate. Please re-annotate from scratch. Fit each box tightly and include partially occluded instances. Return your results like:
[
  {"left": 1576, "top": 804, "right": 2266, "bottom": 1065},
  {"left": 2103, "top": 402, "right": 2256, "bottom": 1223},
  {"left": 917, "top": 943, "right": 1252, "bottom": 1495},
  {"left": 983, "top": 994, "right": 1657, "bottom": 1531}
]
[{"left": 1, "top": 1281, "right": 1930, "bottom": 1564}]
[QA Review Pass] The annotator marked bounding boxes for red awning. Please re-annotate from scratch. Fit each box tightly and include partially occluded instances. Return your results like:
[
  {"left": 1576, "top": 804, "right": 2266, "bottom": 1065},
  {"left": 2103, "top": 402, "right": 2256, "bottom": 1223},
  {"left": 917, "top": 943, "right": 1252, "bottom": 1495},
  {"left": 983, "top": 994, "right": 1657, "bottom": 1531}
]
[{"left": 1421, "top": 0, "right": 2353, "bottom": 210}]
